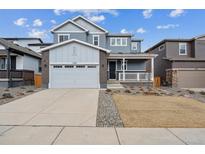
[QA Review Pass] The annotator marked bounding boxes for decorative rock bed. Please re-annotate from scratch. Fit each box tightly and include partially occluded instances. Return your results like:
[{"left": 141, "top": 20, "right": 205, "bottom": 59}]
[{"left": 96, "top": 90, "right": 124, "bottom": 127}]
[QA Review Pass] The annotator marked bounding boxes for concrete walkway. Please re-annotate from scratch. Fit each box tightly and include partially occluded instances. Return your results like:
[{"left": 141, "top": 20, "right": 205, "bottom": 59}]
[{"left": 1, "top": 126, "right": 205, "bottom": 144}]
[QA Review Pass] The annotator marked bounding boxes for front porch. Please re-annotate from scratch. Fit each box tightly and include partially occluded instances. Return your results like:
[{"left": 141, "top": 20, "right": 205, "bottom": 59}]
[
  {"left": 0, "top": 51, "right": 34, "bottom": 88},
  {"left": 107, "top": 53, "right": 156, "bottom": 84}
]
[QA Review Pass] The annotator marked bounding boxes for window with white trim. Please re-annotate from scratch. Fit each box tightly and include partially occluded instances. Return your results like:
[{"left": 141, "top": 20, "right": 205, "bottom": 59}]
[
  {"left": 93, "top": 35, "right": 99, "bottom": 46},
  {"left": 131, "top": 42, "right": 138, "bottom": 50},
  {"left": 110, "top": 38, "right": 127, "bottom": 46},
  {"left": 121, "top": 60, "right": 127, "bottom": 70},
  {"left": 58, "top": 34, "right": 70, "bottom": 43},
  {"left": 179, "top": 43, "right": 187, "bottom": 55}
]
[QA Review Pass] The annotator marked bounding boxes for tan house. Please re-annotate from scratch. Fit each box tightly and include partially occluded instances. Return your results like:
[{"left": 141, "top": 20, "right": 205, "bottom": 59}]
[{"left": 145, "top": 35, "right": 205, "bottom": 88}]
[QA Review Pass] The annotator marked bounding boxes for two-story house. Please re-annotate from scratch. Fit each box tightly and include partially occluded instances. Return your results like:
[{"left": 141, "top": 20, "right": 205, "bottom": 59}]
[
  {"left": 145, "top": 35, "right": 205, "bottom": 88},
  {"left": 40, "top": 15, "right": 156, "bottom": 88}
]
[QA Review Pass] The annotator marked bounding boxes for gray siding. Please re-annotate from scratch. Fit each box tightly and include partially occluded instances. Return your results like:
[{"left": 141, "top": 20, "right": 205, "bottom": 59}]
[
  {"left": 53, "top": 32, "right": 87, "bottom": 44},
  {"left": 147, "top": 44, "right": 172, "bottom": 80},
  {"left": 87, "top": 34, "right": 106, "bottom": 48},
  {"left": 107, "top": 37, "right": 132, "bottom": 53},
  {"left": 54, "top": 22, "right": 85, "bottom": 32},
  {"left": 166, "top": 42, "right": 193, "bottom": 58},
  {"left": 195, "top": 40, "right": 205, "bottom": 58},
  {"left": 74, "top": 18, "right": 105, "bottom": 32},
  {"left": 172, "top": 61, "right": 205, "bottom": 68},
  {"left": 130, "top": 41, "right": 141, "bottom": 53}
]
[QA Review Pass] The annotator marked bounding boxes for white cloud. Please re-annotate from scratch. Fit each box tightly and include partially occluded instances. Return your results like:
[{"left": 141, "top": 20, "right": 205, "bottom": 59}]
[
  {"left": 88, "top": 15, "right": 105, "bottom": 23},
  {"left": 50, "top": 19, "right": 57, "bottom": 24},
  {"left": 156, "top": 24, "right": 179, "bottom": 29},
  {"left": 136, "top": 28, "right": 146, "bottom": 34},
  {"left": 142, "top": 9, "right": 153, "bottom": 19},
  {"left": 169, "top": 9, "right": 185, "bottom": 17},
  {"left": 54, "top": 9, "right": 118, "bottom": 16},
  {"left": 33, "top": 19, "right": 43, "bottom": 27},
  {"left": 14, "top": 18, "right": 27, "bottom": 26},
  {"left": 53, "top": 9, "right": 118, "bottom": 23},
  {"left": 28, "top": 29, "right": 47, "bottom": 38},
  {"left": 120, "top": 28, "right": 129, "bottom": 34}
]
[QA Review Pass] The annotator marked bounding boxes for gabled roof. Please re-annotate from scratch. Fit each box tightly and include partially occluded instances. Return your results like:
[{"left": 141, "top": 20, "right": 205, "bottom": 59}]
[
  {"left": 39, "top": 39, "right": 110, "bottom": 53},
  {"left": 72, "top": 15, "right": 108, "bottom": 33},
  {"left": 51, "top": 19, "right": 89, "bottom": 33},
  {"left": 0, "top": 38, "right": 41, "bottom": 59},
  {"left": 145, "top": 39, "right": 192, "bottom": 53},
  {"left": 4, "top": 37, "right": 43, "bottom": 43},
  {"left": 145, "top": 34, "right": 205, "bottom": 53}
]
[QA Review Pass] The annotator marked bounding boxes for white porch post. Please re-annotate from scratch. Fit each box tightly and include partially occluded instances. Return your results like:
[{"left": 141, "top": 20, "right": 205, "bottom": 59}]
[
  {"left": 151, "top": 57, "right": 154, "bottom": 81},
  {"left": 122, "top": 58, "right": 125, "bottom": 81}
]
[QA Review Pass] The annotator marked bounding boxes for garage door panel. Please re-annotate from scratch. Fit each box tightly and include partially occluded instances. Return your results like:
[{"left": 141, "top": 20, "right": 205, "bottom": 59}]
[
  {"left": 50, "top": 65, "right": 99, "bottom": 88},
  {"left": 177, "top": 70, "right": 205, "bottom": 88}
]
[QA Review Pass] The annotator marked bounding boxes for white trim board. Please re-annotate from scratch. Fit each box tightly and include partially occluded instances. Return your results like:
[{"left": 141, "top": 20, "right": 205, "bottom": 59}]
[
  {"left": 50, "top": 19, "right": 89, "bottom": 32},
  {"left": 39, "top": 39, "right": 110, "bottom": 53},
  {"left": 72, "top": 15, "right": 108, "bottom": 33}
]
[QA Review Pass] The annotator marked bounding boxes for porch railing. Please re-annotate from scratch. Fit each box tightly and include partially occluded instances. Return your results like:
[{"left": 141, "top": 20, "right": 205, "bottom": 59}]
[
  {"left": 119, "top": 72, "right": 152, "bottom": 82},
  {"left": 0, "top": 70, "right": 34, "bottom": 81}
]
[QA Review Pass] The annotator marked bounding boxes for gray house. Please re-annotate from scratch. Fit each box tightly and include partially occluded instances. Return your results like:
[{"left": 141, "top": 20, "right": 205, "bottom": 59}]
[
  {"left": 145, "top": 35, "right": 205, "bottom": 88},
  {"left": 0, "top": 38, "right": 41, "bottom": 87},
  {"left": 40, "top": 15, "right": 156, "bottom": 88}
]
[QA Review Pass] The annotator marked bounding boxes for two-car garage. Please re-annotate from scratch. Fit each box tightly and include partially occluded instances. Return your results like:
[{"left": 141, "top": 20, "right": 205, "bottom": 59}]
[
  {"left": 41, "top": 39, "right": 109, "bottom": 88},
  {"left": 50, "top": 64, "right": 99, "bottom": 88}
]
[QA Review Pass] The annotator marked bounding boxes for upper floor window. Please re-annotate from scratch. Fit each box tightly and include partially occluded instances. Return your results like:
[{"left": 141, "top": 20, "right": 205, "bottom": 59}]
[
  {"left": 131, "top": 42, "right": 138, "bottom": 50},
  {"left": 179, "top": 43, "right": 187, "bottom": 55},
  {"left": 110, "top": 38, "right": 127, "bottom": 46},
  {"left": 58, "top": 34, "right": 70, "bottom": 43},
  {"left": 159, "top": 44, "right": 165, "bottom": 51},
  {"left": 93, "top": 35, "right": 99, "bottom": 46}
]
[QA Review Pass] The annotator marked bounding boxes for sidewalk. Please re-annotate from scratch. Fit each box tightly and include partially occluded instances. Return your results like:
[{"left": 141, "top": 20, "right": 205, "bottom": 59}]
[{"left": 0, "top": 126, "right": 205, "bottom": 145}]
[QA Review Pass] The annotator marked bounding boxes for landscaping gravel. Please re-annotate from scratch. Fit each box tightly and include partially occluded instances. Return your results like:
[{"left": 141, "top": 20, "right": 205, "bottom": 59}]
[{"left": 96, "top": 90, "right": 124, "bottom": 127}]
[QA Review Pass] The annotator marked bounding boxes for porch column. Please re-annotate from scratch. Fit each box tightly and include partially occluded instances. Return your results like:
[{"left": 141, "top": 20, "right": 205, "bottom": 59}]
[
  {"left": 122, "top": 58, "right": 125, "bottom": 81},
  {"left": 6, "top": 48, "right": 11, "bottom": 88},
  {"left": 151, "top": 57, "right": 154, "bottom": 81}
]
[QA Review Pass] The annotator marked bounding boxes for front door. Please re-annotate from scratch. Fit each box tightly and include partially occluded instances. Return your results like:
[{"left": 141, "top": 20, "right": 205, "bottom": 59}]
[{"left": 109, "top": 61, "right": 116, "bottom": 79}]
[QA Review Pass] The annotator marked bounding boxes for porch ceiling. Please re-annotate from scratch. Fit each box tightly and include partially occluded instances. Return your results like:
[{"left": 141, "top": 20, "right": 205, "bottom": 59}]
[{"left": 108, "top": 53, "right": 157, "bottom": 59}]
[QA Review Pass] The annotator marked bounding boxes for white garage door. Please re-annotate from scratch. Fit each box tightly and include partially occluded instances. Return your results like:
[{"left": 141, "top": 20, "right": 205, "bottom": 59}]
[{"left": 50, "top": 64, "right": 99, "bottom": 88}]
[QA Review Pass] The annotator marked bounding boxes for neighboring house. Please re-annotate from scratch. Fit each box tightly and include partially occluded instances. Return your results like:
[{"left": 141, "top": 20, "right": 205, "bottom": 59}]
[
  {"left": 0, "top": 38, "right": 41, "bottom": 87},
  {"left": 145, "top": 35, "right": 205, "bottom": 88},
  {"left": 4, "top": 37, "right": 51, "bottom": 52},
  {"left": 40, "top": 15, "right": 156, "bottom": 88}
]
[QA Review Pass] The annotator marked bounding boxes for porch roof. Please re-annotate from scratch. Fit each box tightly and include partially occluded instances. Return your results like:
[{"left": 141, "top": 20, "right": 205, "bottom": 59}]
[
  {"left": 108, "top": 53, "right": 157, "bottom": 59},
  {"left": 0, "top": 38, "right": 41, "bottom": 59}
]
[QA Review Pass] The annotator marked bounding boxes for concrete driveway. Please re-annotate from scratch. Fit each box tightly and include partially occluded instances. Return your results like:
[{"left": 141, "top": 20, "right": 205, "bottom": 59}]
[{"left": 0, "top": 89, "right": 99, "bottom": 126}]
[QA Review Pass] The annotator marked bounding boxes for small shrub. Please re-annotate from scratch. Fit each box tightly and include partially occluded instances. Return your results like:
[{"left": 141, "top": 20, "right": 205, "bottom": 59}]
[
  {"left": 20, "top": 87, "right": 26, "bottom": 89},
  {"left": 26, "top": 90, "right": 34, "bottom": 93},
  {"left": 188, "top": 90, "right": 195, "bottom": 94},
  {"left": 124, "top": 89, "right": 131, "bottom": 93},
  {"left": 200, "top": 91, "right": 205, "bottom": 95},
  {"left": 106, "top": 89, "right": 112, "bottom": 93},
  {"left": 2, "top": 93, "right": 14, "bottom": 99}
]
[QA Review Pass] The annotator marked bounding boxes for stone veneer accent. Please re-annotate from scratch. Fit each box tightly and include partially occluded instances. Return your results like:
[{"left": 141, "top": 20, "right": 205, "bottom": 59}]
[{"left": 166, "top": 69, "right": 177, "bottom": 87}]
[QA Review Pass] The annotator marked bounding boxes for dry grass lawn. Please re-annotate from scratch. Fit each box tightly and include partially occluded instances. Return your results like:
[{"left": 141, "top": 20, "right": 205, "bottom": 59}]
[{"left": 113, "top": 94, "right": 205, "bottom": 128}]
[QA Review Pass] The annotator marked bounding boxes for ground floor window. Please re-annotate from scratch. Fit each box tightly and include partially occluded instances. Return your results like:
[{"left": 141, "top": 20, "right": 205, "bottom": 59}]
[{"left": 0, "top": 57, "right": 6, "bottom": 70}]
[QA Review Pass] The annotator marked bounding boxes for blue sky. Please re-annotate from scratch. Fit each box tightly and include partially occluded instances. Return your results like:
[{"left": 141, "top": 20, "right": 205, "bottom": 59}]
[{"left": 0, "top": 9, "right": 205, "bottom": 51}]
